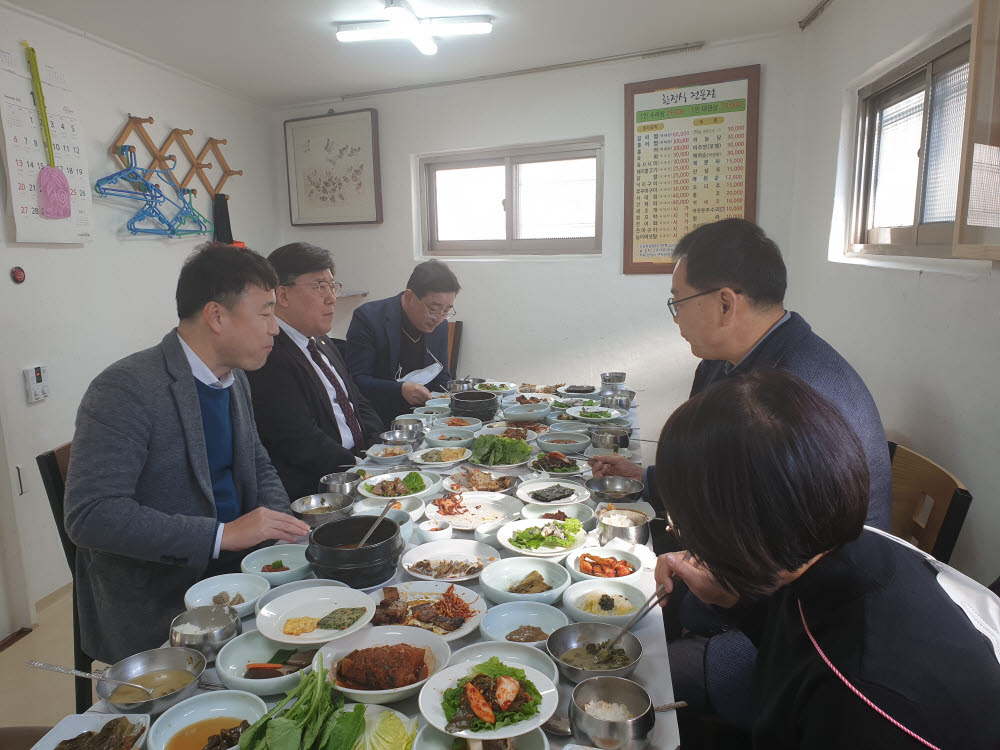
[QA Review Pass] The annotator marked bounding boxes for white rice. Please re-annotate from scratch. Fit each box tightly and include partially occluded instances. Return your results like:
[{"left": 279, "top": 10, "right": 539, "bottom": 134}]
[
  {"left": 584, "top": 699, "right": 632, "bottom": 721},
  {"left": 173, "top": 622, "right": 217, "bottom": 635},
  {"left": 601, "top": 512, "right": 635, "bottom": 527}
]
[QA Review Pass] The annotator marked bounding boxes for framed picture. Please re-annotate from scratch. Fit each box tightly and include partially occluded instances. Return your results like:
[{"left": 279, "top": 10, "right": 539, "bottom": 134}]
[{"left": 284, "top": 108, "right": 383, "bottom": 225}]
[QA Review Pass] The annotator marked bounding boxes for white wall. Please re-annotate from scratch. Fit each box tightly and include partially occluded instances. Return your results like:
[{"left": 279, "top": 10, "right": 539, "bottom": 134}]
[
  {"left": 0, "top": 5, "right": 280, "bottom": 626},
  {"left": 789, "top": 0, "right": 1000, "bottom": 583},
  {"left": 274, "top": 32, "right": 803, "bottom": 447}
]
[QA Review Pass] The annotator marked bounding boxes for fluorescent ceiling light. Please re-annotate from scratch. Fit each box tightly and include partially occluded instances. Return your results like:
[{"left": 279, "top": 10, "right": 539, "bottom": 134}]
[{"left": 334, "top": 2, "right": 492, "bottom": 55}]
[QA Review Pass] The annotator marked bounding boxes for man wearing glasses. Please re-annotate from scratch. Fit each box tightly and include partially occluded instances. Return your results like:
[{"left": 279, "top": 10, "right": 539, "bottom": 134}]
[
  {"left": 347, "top": 259, "right": 460, "bottom": 425},
  {"left": 246, "top": 243, "right": 385, "bottom": 500},
  {"left": 592, "top": 219, "right": 891, "bottom": 746}
]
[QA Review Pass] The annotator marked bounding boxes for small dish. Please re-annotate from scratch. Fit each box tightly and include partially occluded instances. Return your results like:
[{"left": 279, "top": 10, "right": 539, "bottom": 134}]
[
  {"left": 215, "top": 629, "right": 315, "bottom": 696},
  {"left": 31, "top": 714, "right": 150, "bottom": 750},
  {"left": 365, "top": 443, "right": 414, "bottom": 465},
  {"left": 255, "top": 577, "right": 347, "bottom": 616},
  {"left": 415, "top": 405, "right": 451, "bottom": 417},
  {"left": 503, "top": 403, "right": 552, "bottom": 422},
  {"left": 479, "top": 601, "right": 570, "bottom": 648},
  {"left": 169, "top": 605, "right": 241, "bottom": 663},
  {"left": 566, "top": 406, "right": 627, "bottom": 423},
  {"left": 433, "top": 416, "right": 483, "bottom": 432},
  {"left": 496, "top": 518, "right": 588, "bottom": 558},
  {"left": 516, "top": 479, "right": 591, "bottom": 506},
  {"left": 241, "top": 544, "right": 311, "bottom": 586},
  {"left": 255, "top": 585, "right": 377, "bottom": 645},
  {"left": 147, "top": 691, "right": 266, "bottom": 750},
  {"left": 423, "top": 428, "right": 476, "bottom": 449},
  {"left": 353, "top": 492, "right": 428, "bottom": 523},
  {"left": 563, "top": 579, "right": 648, "bottom": 625},
  {"left": 416, "top": 519, "right": 453, "bottom": 543},
  {"left": 410, "top": 446, "right": 473, "bottom": 466},
  {"left": 184, "top": 573, "right": 269, "bottom": 619},
  {"left": 564, "top": 547, "right": 644, "bottom": 584},
  {"left": 478, "top": 556, "right": 571, "bottom": 606},
  {"left": 401, "top": 539, "right": 500, "bottom": 582}
]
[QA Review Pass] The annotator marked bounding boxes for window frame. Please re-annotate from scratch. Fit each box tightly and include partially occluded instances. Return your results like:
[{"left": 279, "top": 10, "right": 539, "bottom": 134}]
[
  {"left": 419, "top": 138, "right": 604, "bottom": 257},
  {"left": 849, "top": 26, "right": 972, "bottom": 260}
]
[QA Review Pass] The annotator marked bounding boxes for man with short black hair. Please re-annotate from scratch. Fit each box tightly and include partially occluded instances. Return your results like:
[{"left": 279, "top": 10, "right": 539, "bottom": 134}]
[
  {"left": 65, "top": 242, "right": 310, "bottom": 663},
  {"left": 347, "top": 259, "right": 460, "bottom": 424},
  {"left": 246, "top": 243, "right": 384, "bottom": 499}
]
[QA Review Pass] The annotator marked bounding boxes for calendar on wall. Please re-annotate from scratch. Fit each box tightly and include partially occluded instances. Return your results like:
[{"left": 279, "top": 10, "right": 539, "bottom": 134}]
[
  {"left": 623, "top": 65, "right": 759, "bottom": 274},
  {"left": 0, "top": 45, "right": 93, "bottom": 243}
]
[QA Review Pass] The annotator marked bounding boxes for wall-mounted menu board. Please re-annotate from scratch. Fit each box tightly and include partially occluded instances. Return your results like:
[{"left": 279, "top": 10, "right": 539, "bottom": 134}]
[{"left": 624, "top": 65, "right": 760, "bottom": 274}]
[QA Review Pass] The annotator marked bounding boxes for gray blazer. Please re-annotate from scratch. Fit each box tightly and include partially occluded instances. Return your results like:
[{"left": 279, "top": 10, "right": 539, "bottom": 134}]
[{"left": 64, "top": 331, "right": 289, "bottom": 663}]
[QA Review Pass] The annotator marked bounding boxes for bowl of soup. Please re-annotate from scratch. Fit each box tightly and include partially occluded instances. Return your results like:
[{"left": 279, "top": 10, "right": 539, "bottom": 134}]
[{"left": 97, "top": 646, "right": 206, "bottom": 714}]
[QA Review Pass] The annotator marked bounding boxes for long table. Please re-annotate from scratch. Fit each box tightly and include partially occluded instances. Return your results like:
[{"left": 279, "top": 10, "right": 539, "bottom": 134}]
[{"left": 89, "top": 402, "right": 680, "bottom": 749}]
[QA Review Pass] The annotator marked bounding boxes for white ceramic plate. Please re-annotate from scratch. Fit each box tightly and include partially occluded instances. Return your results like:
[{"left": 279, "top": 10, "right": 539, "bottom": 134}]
[
  {"left": 449, "top": 642, "right": 559, "bottom": 684},
  {"left": 148, "top": 691, "right": 265, "bottom": 750},
  {"left": 368, "top": 581, "right": 486, "bottom": 641},
  {"left": 255, "top": 578, "right": 347, "bottom": 616},
  {"left": 495, "top": 518, "right": 589, "bottom": 558},
  {"left": 215, "top": 630, "right": 313, "bottom": 696},
  {"left": 502, "top": 392, "right": 558, "bottom": 405},
  {"left": 516, "top": 479, "right": 591, "bottom": 506},
  {"left": 556, "top": 385, "right": 601, "bottom": 398},
  {"left": 410, "top": 447, "right": 473, "bottom": 466},
  {"left": 563, "top": 547, "right": 644, "bottom": 584},
  {"left": 549, "top": 397, "right": 601, "bottom": 412},
  {"left": 584, "top": 446, "right": 633, "bottom": 460},
  {"left": 527, "top": 456, "right": 586, "bottom": 477},
  {"left": 478, "top": 601, "right": 570, "bottom": 647},
  {"left": 442, "top": 469, "right": 519, "bottom": 495},
  {"left": 565, "top": 406, "right": 627, "bottom": 422},
  {"left": 353, "top": 494, "right": 426, "bottom": 523},
  {"left": 357, "top": 471, "right": 440, "bottom": 500},
  {"left": 418, "top": 661, "right": 558, "bottom": 740},
  {"left": 184, "top": 573, "right": 269, "bottom": 619},
  {"left": 474, "top": 380, "right": 518, "bottom": 395},
  {"left": 484, "top": 420, "right": 550, "bottom": 435},
  {"left": 255, "top": 586, "right": 377, "bottom": 645},
  {"left": 477, "top": 425, "right": 539, "bottom": 443},
  {"left": 314, "top": 625, "right": 451, "bottom": 704},
  {"left": 424, "top": 491, "right": 514, "bottom": 531},
  {"left": 401, "top": 540, "right": 500, "bottom": 582},
  {"left": 414, "top": 725, "right": 550, "bottom": 750},
  {"left": 32, "top": 714, "right": 150, "bottom": 750}
]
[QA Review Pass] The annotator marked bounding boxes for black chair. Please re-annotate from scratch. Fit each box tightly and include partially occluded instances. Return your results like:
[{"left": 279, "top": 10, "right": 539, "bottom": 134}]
[{"left": 36, "top": 442, "right": 94, "bottom": 714}]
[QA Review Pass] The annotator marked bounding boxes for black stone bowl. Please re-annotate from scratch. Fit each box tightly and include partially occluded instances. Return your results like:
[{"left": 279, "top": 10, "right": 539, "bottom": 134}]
[
  {"left": 451, "top": 390, "right": 499, "bottom": 421},
  {"left": 306, "top": 515, "right": 404, "bottom": 589}
]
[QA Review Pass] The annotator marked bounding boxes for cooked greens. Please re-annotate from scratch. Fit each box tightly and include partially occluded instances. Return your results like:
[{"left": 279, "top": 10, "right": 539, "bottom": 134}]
[{"left": 470, "top": 435, "right": 532, "bottom": 466}]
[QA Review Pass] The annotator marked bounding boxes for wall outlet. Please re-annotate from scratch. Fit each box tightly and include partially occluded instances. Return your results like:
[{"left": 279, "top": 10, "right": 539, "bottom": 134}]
[{"left": 23, "top": 366, "right": 48, "bottom": 403}]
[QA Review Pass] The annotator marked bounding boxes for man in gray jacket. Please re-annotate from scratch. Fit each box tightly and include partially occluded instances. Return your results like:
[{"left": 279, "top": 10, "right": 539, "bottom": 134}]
[{"left": 65, "top": 243, "right": 310, "bottom": 664}]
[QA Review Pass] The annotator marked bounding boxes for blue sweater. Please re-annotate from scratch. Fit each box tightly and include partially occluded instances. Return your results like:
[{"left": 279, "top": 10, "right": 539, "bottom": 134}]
[{"left": 194, "top": 378, "right": 240, "bottom": 524}]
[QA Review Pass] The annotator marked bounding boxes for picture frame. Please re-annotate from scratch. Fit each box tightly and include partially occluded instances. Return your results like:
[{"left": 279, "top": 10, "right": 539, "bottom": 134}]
[{"left": 284, "top": 108, "right": 383, "bottom": 226}]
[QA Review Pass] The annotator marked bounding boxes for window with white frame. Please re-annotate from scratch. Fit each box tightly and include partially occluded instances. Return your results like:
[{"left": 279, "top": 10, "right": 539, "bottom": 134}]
[
  {"left": 419, "top": 139, "right": 603, "bottom": 256},
  {"left": 850, "top": 27, "right": 971, "bottom": 258}
]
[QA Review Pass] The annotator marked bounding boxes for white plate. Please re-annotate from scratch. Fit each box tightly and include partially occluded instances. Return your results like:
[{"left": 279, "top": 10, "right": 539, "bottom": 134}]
[
  {"left": 527, "top": 456, "right": 586, "bottom": 476},
  {"left": 474, "top": 380, "right": 517, "bottom": 395},
  {"left": 184, "top": 573, "right": 269, "bottom": 619},
  {"left": 424, "top": 491, "right": 514, "bottom": 530},
  {"left": 368, "top": 581, "right": 486, "bottom": 641},
  {"left": 583, "top": 445, "right": 633, "bottom": 460},
  {"left": 502, "top": 392, "right": 558, "bottom": 405},
  {"left": 467, "top": 456, "right": 532, "bottom": 470},
  {"left": 477, "top": 425, "right": 539, "bottom": 443},
  {"left": 418, "top": 662, "right": 558, "bottom": 740},
  {"left": 484, "top": 420, "right": 550, "bottom": 434},
  {"left": 148, "top": 691, "right": 265, "bottom": 750},
  {"left": 449, "top": 641, "right": 559, "bottom": 684},
  {"left": 556, "top": 385, "right": 601, "bottom": 397},
  {"left": 565, "top": 406, "right": 627, "bottom": 422},
  {"left": 401, "top": 540, "right": 500, "bottom": 582},
  {"left": 314, "top": 625, "right": 452, "bottom": 704},
  {"left": 32, "top": 714, "right": 150, "bottom": 750},
  {"left": 414, "top": 725, "right": 549, "bottom": 750},
  {"left": 357, "top": 471, "right": 440, "bottom": 500},
  {"left": 410, "top": 447, "right": 473, "bottom": 466},
  {"left": 353, "top": 494, "right": 426, "bottom": 523},
  {"left": 563, "top": 547, "right": 644, "bottom": 584},
  {"left": 255, "top": 586, "right": 377, "bottom": 645},
  {"left": 496, "top": 518, "right": 589, "bottom": 558},
  {"left": 516, "top": 479, "right": 591, "bottom": 506},
  {"left": 442, "top": 468, "right": 519, "bottom": 495},
  {"left": 563, "top": 579, "right": 649, "bottom": 625},
  {"left": 549, "top": 397, "right": 601, "bottom": 411}
]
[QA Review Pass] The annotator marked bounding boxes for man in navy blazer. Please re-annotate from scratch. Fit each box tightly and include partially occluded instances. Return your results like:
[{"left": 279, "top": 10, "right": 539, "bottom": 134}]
[{"left": 346, "top": 260, "right": 460, "bottom": 425}]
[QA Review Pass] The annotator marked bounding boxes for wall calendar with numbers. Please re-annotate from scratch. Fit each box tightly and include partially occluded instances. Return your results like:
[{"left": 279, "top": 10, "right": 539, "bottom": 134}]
[
  {"left": 623, "top": 65, "right": 759, "bottom": 274},
  {"left": 0, "top": 45, "right": 93, "bottom": 243}
]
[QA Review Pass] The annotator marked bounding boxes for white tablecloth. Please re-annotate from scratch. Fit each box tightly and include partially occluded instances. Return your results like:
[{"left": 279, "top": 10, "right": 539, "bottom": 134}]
[{"left": 89, "top": 403, "right": 679, "bottom": 749}]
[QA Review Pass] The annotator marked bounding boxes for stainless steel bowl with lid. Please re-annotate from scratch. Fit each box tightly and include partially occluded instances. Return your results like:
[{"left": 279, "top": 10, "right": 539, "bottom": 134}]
[
  {"left": 569, "top": 676, "right": 655, "bottom": 749},
  {"left": 601, "top": 391, "right": 635, "bottom": 410}
]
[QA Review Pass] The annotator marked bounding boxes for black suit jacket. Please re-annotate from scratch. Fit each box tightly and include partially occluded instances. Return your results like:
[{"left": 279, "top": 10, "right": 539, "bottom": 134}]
[{"left": 246, "top": 329, "right": 385, "bottom": 500}]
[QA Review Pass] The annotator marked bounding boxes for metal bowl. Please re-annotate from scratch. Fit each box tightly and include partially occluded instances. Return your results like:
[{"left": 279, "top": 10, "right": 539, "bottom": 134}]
[
  {"left": 601, "top": 392, "right": 635, "bottom": 410},
  {"left": 546, "top": 622, "right": 642, "bottom": 684},
  {"left": 591, "top": 428, "right": 631, "bottom": 451},
  {"left": 586, "top": 476, "right": 644, "bottom": 504},
  {"left": 600, "top": 371, "right": 627, "bottom": 383},
  {"left": 380, "top": 429, "right": 425, "bottom": 451},
  {"left": 446, "top": 379, "right": 473, "bottom": 392},
  {"left": 597, "top": 508, "right": 650, "bottom": 546},
  {"left": 569, "top": 676, "right": 655, "bottom": 749},
  {"left": 96, "top": 646, "right": 206, "bottom": 714},
  {"left": 318, "top": 471, "right": 364, "bottom": 496},
  {"left": 291, "top": 492, "right": 354, "bottom": 528},
  {"left": 168, "top": 606, "right": 240, "bottom": 663},
  {"left": 392, "top": 417, "right": 426, "bottom": 432}
]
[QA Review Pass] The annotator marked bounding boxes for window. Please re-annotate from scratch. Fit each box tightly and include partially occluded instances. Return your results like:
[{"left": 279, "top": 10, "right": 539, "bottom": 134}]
[
  {"left": 850, "top": 28, "right": 971, "bottom": 257},
  {"left": 420, "top": 139, "right": 603, "bottom": 256}
]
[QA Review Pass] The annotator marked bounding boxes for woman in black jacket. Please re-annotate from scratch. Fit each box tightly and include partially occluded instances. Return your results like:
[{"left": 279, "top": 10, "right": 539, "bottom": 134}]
[{"left": 653, "top": 370, "right": 1000, "bottom": 749}]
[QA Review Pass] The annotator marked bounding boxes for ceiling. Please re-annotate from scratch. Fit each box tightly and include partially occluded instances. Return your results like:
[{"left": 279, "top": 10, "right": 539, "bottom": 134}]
[{"left": 10, "top": 0, "right": 822, "bottom": 105}]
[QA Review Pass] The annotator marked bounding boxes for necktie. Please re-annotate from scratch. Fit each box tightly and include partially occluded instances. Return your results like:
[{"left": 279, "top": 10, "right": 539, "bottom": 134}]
[{"left": 306, "top": 338, "right": 365, "bottom": 453}]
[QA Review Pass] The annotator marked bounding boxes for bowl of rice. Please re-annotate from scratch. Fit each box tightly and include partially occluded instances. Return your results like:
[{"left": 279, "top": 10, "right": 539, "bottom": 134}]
[
  {"left": 569, "top": 676, "right": 655, "bottom": 749},
  {"left": 563, "top": 580, "right": 647, "bottom": 625},
  {"left": 596, "top": 508, "right": 650, "bottom": 546}
]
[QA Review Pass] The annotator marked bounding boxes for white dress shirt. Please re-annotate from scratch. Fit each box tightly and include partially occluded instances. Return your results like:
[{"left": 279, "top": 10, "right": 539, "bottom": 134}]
[
  {"left": 177, "top": 332, "right": 232, "bottom": 559},
  {"left": 277, "top": 318, "right": 356, "bottom": 451}
]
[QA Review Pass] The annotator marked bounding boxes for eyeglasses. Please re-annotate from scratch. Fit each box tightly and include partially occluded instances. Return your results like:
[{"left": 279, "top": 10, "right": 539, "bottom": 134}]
[
  {"left": 666, "top": 287, "right": 742, "bottom": 318},
  {"left": 287, "top": 279, "right": 342, "bottom": 297},
  {"left": 418, "top": 299, "right": 457, "bottom": 320}
]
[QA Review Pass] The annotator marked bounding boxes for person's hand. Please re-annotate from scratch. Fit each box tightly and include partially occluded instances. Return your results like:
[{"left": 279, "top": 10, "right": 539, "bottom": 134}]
[
  {"left": 655, "top": 550, "right": 739, "bottom": 608},
  {"left": 220, "top": 507, "right": 311, "bottom": 551},
  {"left": 588, "top": 454, "right": 643, "bottom": 481},
  {"left": 401, "top": 382, "right": 432, "bottom": 406}
]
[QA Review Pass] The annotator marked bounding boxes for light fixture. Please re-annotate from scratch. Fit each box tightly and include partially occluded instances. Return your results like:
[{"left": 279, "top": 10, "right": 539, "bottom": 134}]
[{"left": 334, "top": 0, "right": 492, "bottom": 56}]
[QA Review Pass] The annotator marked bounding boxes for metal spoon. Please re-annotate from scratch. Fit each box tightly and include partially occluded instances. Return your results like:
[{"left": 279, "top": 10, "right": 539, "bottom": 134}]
[
  {"left": 27, "top": 660, "right": 155, "bottom": 697},
  {"left": 356, "top": 497, "right": 397, "bottom": 548},
  {"left": 542, "top": 701, "right": 688, "bottom": 735}
]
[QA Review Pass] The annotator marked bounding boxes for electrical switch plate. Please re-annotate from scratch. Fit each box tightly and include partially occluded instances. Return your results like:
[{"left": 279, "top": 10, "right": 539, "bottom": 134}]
[{"left": 23, "top": 365, "right": 48, "bottom": 403}]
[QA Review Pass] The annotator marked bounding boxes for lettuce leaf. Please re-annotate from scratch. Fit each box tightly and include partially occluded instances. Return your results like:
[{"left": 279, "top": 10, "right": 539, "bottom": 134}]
[
  {"left": 510, "top": 519, "right": 582, "bottom": 549},
  {"left": 470, "top": 436, "right": 532, "bottom": 465},
  {"left": 441, "top": 657, "right": 542, "bottom": 733}
]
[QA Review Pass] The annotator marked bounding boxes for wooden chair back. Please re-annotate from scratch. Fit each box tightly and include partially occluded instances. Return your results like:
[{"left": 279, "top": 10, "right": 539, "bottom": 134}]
[
  {"left": 447, "top": 320, "right": 463, "bottom": 376},
  {"left": 888, "top": 442, "right": 972, "bottom": 563}
]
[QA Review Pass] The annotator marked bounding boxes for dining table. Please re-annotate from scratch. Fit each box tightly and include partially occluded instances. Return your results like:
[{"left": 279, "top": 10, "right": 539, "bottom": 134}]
[{"left": 87, "top": 392, "right": 681, "bottom": 750}]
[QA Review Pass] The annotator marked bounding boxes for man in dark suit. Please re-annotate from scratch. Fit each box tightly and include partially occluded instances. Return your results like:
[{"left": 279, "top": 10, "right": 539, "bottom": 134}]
[
  {"left": 346, "top": 260, "right": 459, "bottom": 425},
  {"left": 246, "top": 243, "right": 384, "bottom": 500}
]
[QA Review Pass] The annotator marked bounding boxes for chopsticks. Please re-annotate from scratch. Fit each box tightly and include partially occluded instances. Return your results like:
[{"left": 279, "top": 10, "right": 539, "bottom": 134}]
[{"left": 598, "top": 585, "right": 671, "bottom": 657}]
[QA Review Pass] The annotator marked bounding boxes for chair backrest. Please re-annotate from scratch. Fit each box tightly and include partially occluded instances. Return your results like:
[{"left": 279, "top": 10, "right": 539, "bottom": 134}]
[
  {"left": 36, "top": 442, "right": 75, "bottom": 574},
  {"left": 888, "top": 441, "right": 972, "bottom": 563},
  {"left": 447, "top": 320, "right": 463, "bottom": 376}
]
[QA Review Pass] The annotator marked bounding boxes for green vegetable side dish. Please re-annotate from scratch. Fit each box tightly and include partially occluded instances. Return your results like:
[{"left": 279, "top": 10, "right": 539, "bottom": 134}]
[
  {"left": 553, "top": 399, "right": 599, "bottom": 409},
  {"left": 475, "top": 383, "right": 508, "bottom": 391},
  {"left": 510, "top": 518, "right": 583, "bottom": 549},
  {"left": 470, "top": 435, "right": 532, "bottom": 466},
  {"left": 317, "top": 606, "right": 367, "bottom": 630},
  {"left": 579, "top": 408, "right": 613, "bottom": 419},
  {"left": 441, "top": 657, "right": 542, "bottom": 733},
  {"left": 362, "top": 471, "right": 426, "bottom": 495},
  {"left": 238, "top": 656, "right": 366, "bottom": 750}
]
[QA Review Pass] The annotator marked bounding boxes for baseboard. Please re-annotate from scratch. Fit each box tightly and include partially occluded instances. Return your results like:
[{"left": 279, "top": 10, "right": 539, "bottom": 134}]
[
  {"left": 0, "top": 627, "right": 32, "bottom": 654},
  {"left": 35, "top": 582, "right": 72, "bottom": 614}
]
